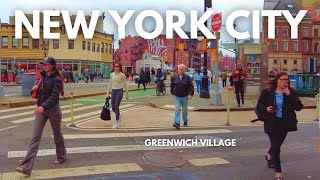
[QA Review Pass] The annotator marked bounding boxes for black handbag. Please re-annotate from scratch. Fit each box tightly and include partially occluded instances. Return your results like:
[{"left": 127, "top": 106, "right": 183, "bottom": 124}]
[{"left": 100, "top": 97, "right": 111, "bottom": 121}]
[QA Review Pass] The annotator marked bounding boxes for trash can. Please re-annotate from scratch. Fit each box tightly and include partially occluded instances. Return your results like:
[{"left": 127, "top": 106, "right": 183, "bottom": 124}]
[{"left": 21, "top": 73, "right": 36, "bottom": 96}]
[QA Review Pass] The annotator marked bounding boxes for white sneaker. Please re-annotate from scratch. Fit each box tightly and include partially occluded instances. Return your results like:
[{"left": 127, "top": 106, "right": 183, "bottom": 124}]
[{"left": 112, "top": 121, "right": 118, "bottom": 129}]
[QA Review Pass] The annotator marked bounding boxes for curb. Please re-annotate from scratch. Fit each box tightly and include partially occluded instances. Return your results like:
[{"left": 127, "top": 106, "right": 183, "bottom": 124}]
[
  {"left": 148, "top": 103, "right": 316, "bottom": 112},
  {"left": 0, "top": 86, "right": 156, "bottom": 108}
]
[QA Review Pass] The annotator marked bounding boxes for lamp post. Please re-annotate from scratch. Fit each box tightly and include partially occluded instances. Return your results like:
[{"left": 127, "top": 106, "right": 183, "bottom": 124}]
[{"left": 200, "top": 0, "right": 212, "bottom": 99}]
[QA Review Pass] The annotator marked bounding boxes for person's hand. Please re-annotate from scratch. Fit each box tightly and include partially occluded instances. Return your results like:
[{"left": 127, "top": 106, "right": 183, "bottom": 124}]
[
  {"left": 188, "top": 95, "right": 192, "bottom": 100},
  {"left": 34, "top": 106, "right": 44, "bottom": 115},
  {"left": 235, "top": 70, "right": 239, "bottom": 74},
  {"left": 32, "top": 85, "right": 38, "bottom": 91},
  {"left": 283, "top": 87, "right": 290, "bottom": 96},
  {"left": 267, "top": 106, "right": 276, "bottom": 113}
]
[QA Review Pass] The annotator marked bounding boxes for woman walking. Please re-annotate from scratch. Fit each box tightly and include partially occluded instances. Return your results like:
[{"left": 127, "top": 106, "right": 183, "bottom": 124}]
[
  {"left": 106, "top": 63, "right": 129, "bottom": 129},
  {"left": 256, "top": 72, "right": 303, "bottom": 180},
  {"left": 194, "top": 70, "right": 202, "bottom": 94},
  {"left": 16, "top": 57, "right": 67, "bottom": 176},
  {"left": 138, "top": 69, "right": 147, "bottom": 91}
]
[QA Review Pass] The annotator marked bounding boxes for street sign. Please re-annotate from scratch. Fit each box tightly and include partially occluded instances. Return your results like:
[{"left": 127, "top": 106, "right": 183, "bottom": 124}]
[
  {"left": 211, "top": 13, "right": 222, "bottom": 32},
  {"left": 207, "top": 39, "right": 217, "bottom": 49}
]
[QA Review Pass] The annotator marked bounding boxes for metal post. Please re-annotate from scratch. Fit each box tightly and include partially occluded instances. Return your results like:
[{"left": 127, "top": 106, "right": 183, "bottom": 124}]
[
  {"left": 211, "top": 32, "right": 222, "bottom": 105},
  {"left": 225, "top": 87, "right": 231, "bottom": 126},
  {"left": 69, "top": 92, "right": 76, "bottom": 127},
  {"left": 316, "top": 93, "right": 320, "bottom": 122}
]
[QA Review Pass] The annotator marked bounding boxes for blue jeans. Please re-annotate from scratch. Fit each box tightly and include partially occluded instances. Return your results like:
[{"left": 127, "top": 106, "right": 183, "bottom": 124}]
[
  {"left": 195, "top": 80, "right": 201, "bottom": 93},
  {"left": 111, "top": 89, "right": 123, "bottom": 120},
  {"left": 208, "top": 79, "right": 211, "bottom": 91},
  {"left": 174, "top": 96, "right": 188, "bottom": 125}
]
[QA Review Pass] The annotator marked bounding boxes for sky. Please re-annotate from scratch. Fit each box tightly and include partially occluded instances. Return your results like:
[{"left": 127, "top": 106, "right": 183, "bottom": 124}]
[{"left": 0, "top": 0, "right": 264, "bottom": 56}]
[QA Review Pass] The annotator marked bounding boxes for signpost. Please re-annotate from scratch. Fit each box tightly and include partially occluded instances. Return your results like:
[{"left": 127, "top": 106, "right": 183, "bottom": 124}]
[{"left": 211, "top": 13, "right": 222, "bottom": 32}]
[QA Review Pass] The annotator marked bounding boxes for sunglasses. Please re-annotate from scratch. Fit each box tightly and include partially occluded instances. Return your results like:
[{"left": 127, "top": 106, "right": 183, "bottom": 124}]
[{"left": 279, "top": 78, "right": 289, "bottom": 82}]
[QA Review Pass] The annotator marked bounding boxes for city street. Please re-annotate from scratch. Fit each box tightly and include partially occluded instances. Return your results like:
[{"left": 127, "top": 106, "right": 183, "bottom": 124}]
[{"left": 0, "top": 92, "right": 319, "bottom": 180}]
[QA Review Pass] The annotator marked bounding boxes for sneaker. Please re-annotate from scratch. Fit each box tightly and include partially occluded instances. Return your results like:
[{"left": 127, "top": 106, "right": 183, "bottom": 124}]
[
  {"left": 54, "top": 159, "right": 66, "bottom": 164},
  {"left": 237, "top": 104, "right": 240, "bottom": 107},
  {"left": 173, "top": 123, "right": 180, "bottom": 129},
  {"left": 16, "top": 166, "right": 30, "bottom": 176},
  {"left": 112, "top": 121, "right": 119, "bottom": 129},
  {"left": 183, "top": 122, "right": 188, "bottom": 127}
]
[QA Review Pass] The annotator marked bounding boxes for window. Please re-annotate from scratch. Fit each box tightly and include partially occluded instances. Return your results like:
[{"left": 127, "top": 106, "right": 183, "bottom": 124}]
[
  {"left": 12, "top": 37, "right": 18, "bottom": 48},
  {"left": 314, "top": 29, "right": 319, "bottom": 37},
  {"left": 303, "top": 28, "right": 309, "bottom": 37},
  {"left": 273, "top": 60, "right": 278, "bottom": 64},
  {"left": 87, "top": 42, "right": 91, "bottom": 51},
  {"left": 294, "top": 60, "right": 297, "bottom": 65},
  {"left": 109, "top": 44, "right": 112, "bottom": 54},
  {"left": 283, "top": 60, "right": 288, "bottom": 65},
  {"left": 283, "top": 27, "right": 289, "bottom": 36},
  {"left": 97, "top": 43, "right": 100, "bottom": 53},
  {"left": 105, "top": 43, "right": 108, "bottom": 53},
  {"left": 82, "top": 41, "right": 86, "bottom": 50},
  {"left": 314, "top": 43, "right": 319, "bottom": 53},
  {"left": 23, "top": 37, "right": 29, "bottom": 48},
  {"left": 275, "top": 27, "right": 278, "bottom": 36},
  {"left": 92, "top": 43, "right": 95, "bottom": 52},
  {"left": 273, "top": 41, "right": 278, "bottom": 51},
  {"left": 293, "top": 41, "right": 299, "bottom": 52},
  {"left": 283, "top": 41, "right": 288, "bottom": 51},
  {"left": 68, "top": 40, "right": 74, "bottom": 49},
  {"left": 101, "top": 43, "right": 104, "bottom": 53},
  {"left": 32, "top": 39, "right": 39, "bottom": 49},
  {"left": 1, "top": 36, "right": 8, "bottom": 48},
  {"left": 303, "top": 41, "right": 309, "bottom": 51},
  {"left": 53, "top": 40, "right": 59, "bottom": 49}
]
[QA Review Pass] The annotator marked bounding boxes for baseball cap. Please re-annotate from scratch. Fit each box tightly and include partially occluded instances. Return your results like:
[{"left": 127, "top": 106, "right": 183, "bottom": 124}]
[{"left": 39, "top": 56, "right": 56, "bottom": 65}]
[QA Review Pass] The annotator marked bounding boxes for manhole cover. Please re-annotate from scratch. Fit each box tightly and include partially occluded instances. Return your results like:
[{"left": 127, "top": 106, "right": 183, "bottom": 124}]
[{"left": 143, "top": 152, "right": 186, "bottom": 168}]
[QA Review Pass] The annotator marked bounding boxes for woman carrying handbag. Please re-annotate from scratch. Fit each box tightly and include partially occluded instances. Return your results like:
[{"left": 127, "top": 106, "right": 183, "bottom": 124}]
[
  {"left": 106, "top": 63, "right": 129, "bottom": 129},
  {"left": 256, "top": 72, "right": 303, "bottom": 180}
]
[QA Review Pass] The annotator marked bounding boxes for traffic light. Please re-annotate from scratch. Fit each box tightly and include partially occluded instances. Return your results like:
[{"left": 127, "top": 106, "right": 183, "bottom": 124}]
[{"left": 178, "top": 43, "right": 185, "bottom": 52}]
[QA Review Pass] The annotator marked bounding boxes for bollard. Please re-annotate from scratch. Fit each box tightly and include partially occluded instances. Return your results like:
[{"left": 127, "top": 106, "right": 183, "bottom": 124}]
[
  {"left": 69, "top": 92, "right": 76, "bottom": 127},
  {"left": 315, "top": 93, "right": 320, "bottom": 122},
  {"left": 225, "top": 86, "right": 232, "bottom": 126}
]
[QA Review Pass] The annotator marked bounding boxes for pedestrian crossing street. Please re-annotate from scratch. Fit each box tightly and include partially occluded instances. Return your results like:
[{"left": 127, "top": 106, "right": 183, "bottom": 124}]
[{"left": 1, "top": 128, "right": 233, "bottom": 179}]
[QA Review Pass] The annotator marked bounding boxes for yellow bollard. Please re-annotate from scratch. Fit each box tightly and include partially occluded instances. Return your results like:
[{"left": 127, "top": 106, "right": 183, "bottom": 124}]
[
  {"left": 225, "top": 86, "right": 232, "bottom": 126},
  {"left": 69, "top": 92, "right": 76, "bottom": 127}
]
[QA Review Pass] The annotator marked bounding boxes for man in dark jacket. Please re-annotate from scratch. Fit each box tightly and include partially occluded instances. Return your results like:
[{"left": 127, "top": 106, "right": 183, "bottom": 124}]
[
  {"left": 170, "top": 64, "right": 194, "bottom": 129},
  {"left": 16, "top": 57, "right": 67, "bottom": 176}
]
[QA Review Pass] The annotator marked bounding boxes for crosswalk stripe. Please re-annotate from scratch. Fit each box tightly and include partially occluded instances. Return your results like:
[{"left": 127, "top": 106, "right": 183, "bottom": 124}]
[
  {"left": 10, "top": 103, "right": 108, "bottom": 124},
  {"left": 0, "top": 105, "right": 37, "bottom": 113},
  {"left": 62, "top": 104, "right": 135, "bottom": 122},
  {"left": 8, "top": 144, "right": 206, "bottom": 158},
  {"left": 163, "top": 105, "right": 195, "bottom": 110},
  {"left": 189, "top": 157, "right": 230, "bottom": 166},
  {"left": 62, "top": 129, "right": 232, "bottom": 139},
  {"left": 1, "top": 163, "right": 143, "bottom": 179},
  {"left": 0, "top": 126, "right": 18, "bottom": 132},
  {"left": 0, "top": 104, "right": 82, "bottom": 120}
]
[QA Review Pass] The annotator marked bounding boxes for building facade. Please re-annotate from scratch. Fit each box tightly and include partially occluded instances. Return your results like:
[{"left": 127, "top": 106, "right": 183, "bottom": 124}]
[{"left": 263, "top": 0, "right": 315, "bottom": 74}]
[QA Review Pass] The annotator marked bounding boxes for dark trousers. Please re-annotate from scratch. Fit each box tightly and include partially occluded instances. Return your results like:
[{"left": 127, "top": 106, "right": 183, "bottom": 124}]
[
  {"left": 138, "top": 81, "right": 146, "bottom": 90},
  {"left": 111, "top": 89, "right": 123, "bottom": 120},
  {"left": 19, "top": 105, "right": 67, "bottom": 175},
  {"left": 222, "top": 79, "right": 227, "bottom": 88},
  {"left": 234, "top": 81, "right": 244, "bottom": 105},
  {"left": 267, "top": 120, "right": 288, "bottom": 173}
]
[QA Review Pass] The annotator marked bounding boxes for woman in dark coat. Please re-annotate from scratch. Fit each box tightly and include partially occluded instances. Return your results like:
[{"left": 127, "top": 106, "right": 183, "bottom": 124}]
[
  {"left": 138, "top": 69, "right": 147, "bottom": 91},
  {"left": 256, "top": 72, "right": 303, "bottom": 180}
]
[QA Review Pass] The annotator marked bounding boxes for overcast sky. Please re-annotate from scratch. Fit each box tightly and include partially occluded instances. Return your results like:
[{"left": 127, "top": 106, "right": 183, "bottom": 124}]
[{"left": 0, "top": 0, "right": 264, "bottom": 55}]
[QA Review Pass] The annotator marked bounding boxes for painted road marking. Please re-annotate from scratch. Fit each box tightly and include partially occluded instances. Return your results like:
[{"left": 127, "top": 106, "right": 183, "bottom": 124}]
[
  {"left": 163, "top": 105, "right": 195, "bottom": 110},
  {"left": 0, "top": 105, "right": 37, "bottom": 113},
  {"left": 62, "top": 129, "right": 232, "bottom": 140},
  {"left": 1, "top": 163, "right": 143, "bottom": 179},
  {"left": 73, "top": 105, "right": 144, "bottom": 126},
  {"left": 0, "top": 104, "right": 82, "bottom": 120},
  {"left": 10, "top": 104, "right": 105, "bottom": 124},
  {"left": 0, "top": 126, "right": 18, "bottom": 132},
  {"left": 62, "top": 104, "right": 135, "bottom": 122},
  {"left": 189, "top": 157, "right": 230, "bottom": 166},
  {"left": 8, "top": 143, "right": 216, "bottom": 158}
]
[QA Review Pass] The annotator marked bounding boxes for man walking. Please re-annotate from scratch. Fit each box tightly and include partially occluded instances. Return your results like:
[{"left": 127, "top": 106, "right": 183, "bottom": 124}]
[
  {"left": 221, "top": 69, "right": 228, "bottom": 88},
  {"left": 232, "top": 61, "right": 247, "bottom": 107},
  {"left": 170, "top": 64, "right": 194, "bottom": 129}
]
